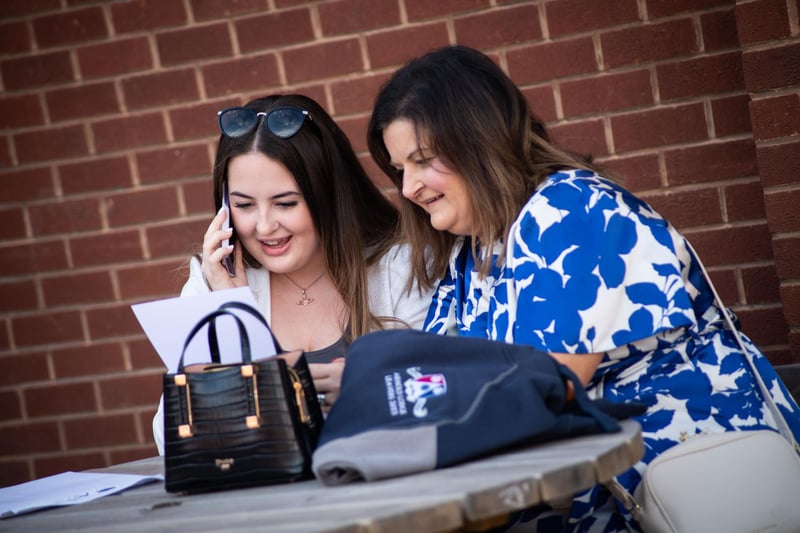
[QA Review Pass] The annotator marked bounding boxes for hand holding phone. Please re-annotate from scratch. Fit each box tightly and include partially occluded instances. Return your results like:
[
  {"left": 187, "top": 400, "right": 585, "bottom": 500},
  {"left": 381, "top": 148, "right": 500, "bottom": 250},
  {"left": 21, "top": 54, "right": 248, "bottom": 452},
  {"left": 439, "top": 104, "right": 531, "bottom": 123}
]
[{"left": 221, "top": 182, "right": 236, "bottom": 277}]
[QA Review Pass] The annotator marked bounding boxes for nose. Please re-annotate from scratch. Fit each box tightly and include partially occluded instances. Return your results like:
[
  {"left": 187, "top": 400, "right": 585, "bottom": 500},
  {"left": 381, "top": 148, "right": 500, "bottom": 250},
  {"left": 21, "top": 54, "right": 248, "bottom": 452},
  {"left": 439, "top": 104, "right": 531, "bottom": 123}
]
[
  {"left": 256, "top": 207, "right": 278, "bottom": 234},
  {"left": 401, "top": 167, "right": 423, "bottom": 201}
]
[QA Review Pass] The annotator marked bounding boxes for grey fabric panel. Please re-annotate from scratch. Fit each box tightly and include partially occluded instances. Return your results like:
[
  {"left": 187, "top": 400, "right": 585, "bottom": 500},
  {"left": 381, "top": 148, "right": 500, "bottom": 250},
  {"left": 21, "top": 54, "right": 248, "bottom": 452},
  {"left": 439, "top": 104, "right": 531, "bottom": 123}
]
[{"left": 312, "top": 426, "right": 437, "bottom": 485}]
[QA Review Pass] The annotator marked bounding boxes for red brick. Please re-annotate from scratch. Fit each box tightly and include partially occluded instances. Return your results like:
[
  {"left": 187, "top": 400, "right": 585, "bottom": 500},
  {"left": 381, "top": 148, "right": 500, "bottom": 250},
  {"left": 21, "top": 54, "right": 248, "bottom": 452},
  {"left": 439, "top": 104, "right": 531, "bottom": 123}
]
[
  {"left": 156, "top": 23, "right": 232, "bottom": 66},
  {"left": 362, "top": 154, "right": 396, "bottom": 191},
  {"left": 63, "top": 413, "right": 138, "bottom": 448},
  {"left": 28, "top": 197, "right": 103, "bottom": 236},
  {"left": 110, "top": 445, "right": 158, "bottom": 465},
  {"left": 366, "top": 22, "right": 450, "bottom": 70},
  {"left": 0, "top": 51, "right": 74, "bottom": 91},
  {"left": 52, "top": 342, "right": 127, "bottom": 378},
  {"left": 773, "top": 236, "right": 800, "bottom": 279},
  {"left": 283, "top": 39, "right": 363, "bottom": 85},
  {"left": 561, "top": 69, "right": 652, "bottom": 118},
  {"left": 25, "top": 382, "right": 97, "bottom": 417},
  {"left": 598, "top": 154, "right": 661, "bottom": 193},
  {"left": 41, "top": 270, "right": 115, "bottom": 307},
  {"left": 0, "top": 137, "right": 10, "bottom": 168},
  {"left": 664, "top": 139, "right": 757, "bottom": 186},
  {"left": 642, "top": 187, "right": 723, "bottom": 229},
  {"left": 45, "top": 82, "right": 119, "bottom": 122},
  {"left": 92, "top": 112, "right": 168, "bottom": 153},
  {"left": 736, "top": 306, "right": 789, "bottom": 347},
  {"left": 128, "top": 336, "right": 166, "bottom": 370},
  {"left": 706, "top": 268, "right": 739, "bottom": 306},
  {"left": 236, "top": 8, "right": 314, "bottom": 53},
  {"left": 611, "top": 103, "right": 708, "bottom": 153},
  {"left": 0, "top": 390, "right": 22, "bottom": 422},
  {"left": 136, "top": 144, "right": 211, "bottom": 184},
  {"left": 117, "top": 259, "right": 188, "bottom": 300},
  {"left": 319, "top": 0, "right": 400, "bottom": 35},
  {"left": 77, "top": 37, "right": 152, "bottom": 79},
  {"left": 507, "top": 37, "right": 597, "bottom": 85},
  {"left": 0, "top": 422, "right": 60, "bottom": 455},
  {"left": 764, "top": 188, "right": 800, "bottom": 233},
  {"left": 0, "top": 352, "right": 49, "bottom": 387},
  {"left": 105, "top": 186, "right": 180, "bottom": 228},
  {"left": 100, "top": 373, "right": 162, "bottom": 409},
  {"left": 145, "top": 218, "right": 208, "bottom": 259},
  {"left": 0, "top": 20, "right": 32, "bottom": 55},
  {"left": 647, "top": 0, "right": 731, "bottom": 18},
  {"left": 86, "top": 304, "right": 142, "bottom": 340},
  {"left": 658, "top": 53, "right": 744, "bottom": 101},
  {"left": 0, "top": 207, "right": 27, "bottom": 241},
  {"left": 406, "top": 0, "right": 487, "bottom": 21},
  {"left": 549, "top": 118, "right": 608, "bottom": 158},
  {"left": 111, "top": 0, "right": 188, "bottom": 33},
  {"left": 742, "top": 43, "right": 800, "bottom": 93},
  {"left": 337, "top": 115, "right": 369, "bottom": 154},
  {"left": 34, "top": 452, "right": 107, "bottom": 480},
  {"left": 33, "top": 6, "right": 107, "bottom": 48},
  {"left": 0, "top": 279, "right": 38, "bottom": 312},
  {"left": 455, "top": 4, "right": 542, "bottom": 50},
  {"left": 0, "top": 460, "right": 32, "bottom": 489},
  {"left": 191, "top": 0, "right": 265, "bottom": 20},
  {"left": 122, "top": 69, "right": 199, "bottom": 111},
  {"left": 701, "top": 8, "right": 739, "bottom": 52},
  {"left": 59, "top": 156, "right": 133, "bottom": 195},
  {"left": 750, "top": 93, "right": 800, "bottom": 141},
  {"left": 0, "top": 240, "right": 68, "bottom": 277},
  {"left": 69, "top": 229, "right": 144, "bottom": 268},
  {"left": 14, "top": 124, "right": 89, "bottom": 164},
  {"left": 170, "top": 99, "right": 238, "bottom": 141},
  {"left": 712, "top": 94, "right": 752, "bottom": 137},
  {"left": 202, "top": 53, "right": 281, "bottom": 98},
  {"left": 522, "top": 85, "right": 558, "bottom": 123},
  {"left": 735, "top": 0, "right": 791, "bottom": 45},
  {"left": 687, "top": 223, "right": 773, "bottom": 267},
  {"left": 742, "top": 265, "right": 781, "bottom": 305},
  {"left": 13, "top": 310, "right": 84, "bottom": 347},
  {"left": 0, "top": 0, "right": 58, "bottom": 18},
  {"left": 183, "top": 178, "right": 214, "bottom": 215},
  {"left": 601, "top": 19, "right": 698, "bottom": 69},
  {"left": 755, "top": 140, "right": 800, "bottom": 188},
  {"left": 725, "top": 180, "right": 766, "bottom": 222},
  {"left": 332, "top": 73, "right": 392, "bottom": 115},
  {"left": 546, "top": 0, "right": 640, "bottom": 37}
]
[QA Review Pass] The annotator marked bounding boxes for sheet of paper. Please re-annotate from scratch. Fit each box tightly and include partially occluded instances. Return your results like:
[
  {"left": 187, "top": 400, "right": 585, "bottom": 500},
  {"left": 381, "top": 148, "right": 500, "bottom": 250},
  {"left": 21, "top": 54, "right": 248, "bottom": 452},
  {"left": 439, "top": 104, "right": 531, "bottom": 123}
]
[
  {"left": 0, "top": 471, "right": 163, "bottom": 519},
  {"left": 131, "top": 287, "right": 278, "bottom": 372}
]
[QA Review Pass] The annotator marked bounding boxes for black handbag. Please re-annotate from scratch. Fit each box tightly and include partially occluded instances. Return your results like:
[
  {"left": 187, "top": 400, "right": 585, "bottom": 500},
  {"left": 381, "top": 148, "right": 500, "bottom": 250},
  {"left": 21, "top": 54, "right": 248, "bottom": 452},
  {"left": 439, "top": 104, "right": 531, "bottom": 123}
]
[{"left": 163, "top": 301, "right": 324, "bottom": 493}]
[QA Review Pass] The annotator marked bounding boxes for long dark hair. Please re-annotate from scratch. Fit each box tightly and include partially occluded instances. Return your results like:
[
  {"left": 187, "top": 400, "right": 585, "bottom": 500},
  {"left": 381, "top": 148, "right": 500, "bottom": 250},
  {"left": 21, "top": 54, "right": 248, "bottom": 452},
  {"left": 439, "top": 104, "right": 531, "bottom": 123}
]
[
  {"left": 213, "top": 94, "right": 400, "bottom": 338},
  {"left": 367, "top": 45, "right": 598, "bottom": 286}
]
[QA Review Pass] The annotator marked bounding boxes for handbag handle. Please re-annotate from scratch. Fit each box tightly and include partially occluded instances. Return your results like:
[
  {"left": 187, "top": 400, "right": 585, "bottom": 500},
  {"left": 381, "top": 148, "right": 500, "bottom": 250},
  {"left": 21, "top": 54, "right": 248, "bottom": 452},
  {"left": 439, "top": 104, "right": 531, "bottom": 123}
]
[
  {"left": 177, "top": 308, "right": 252, "bottom": 372},
  {"left": 685, "top": 241, "right": 799, "bottom": 451},
  {"left": 217, "top": 301, "right": 284, "bottom": 353}
]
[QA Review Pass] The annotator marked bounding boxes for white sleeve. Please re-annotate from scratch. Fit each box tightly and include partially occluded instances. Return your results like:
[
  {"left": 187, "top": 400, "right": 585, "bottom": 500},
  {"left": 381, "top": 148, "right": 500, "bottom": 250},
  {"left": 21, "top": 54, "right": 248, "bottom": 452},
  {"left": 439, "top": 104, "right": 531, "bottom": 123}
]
[
  {"left": 368, "top": 244, "right": 434, "bottom": 330},
  {"left": 152, "top": 396, "right": 165, "bottom": 456}
]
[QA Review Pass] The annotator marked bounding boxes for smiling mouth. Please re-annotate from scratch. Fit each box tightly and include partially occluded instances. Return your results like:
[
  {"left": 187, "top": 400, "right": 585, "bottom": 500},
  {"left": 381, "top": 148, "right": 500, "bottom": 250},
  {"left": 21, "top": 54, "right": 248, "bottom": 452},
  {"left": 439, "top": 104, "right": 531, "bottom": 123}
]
[{"left": 261, "top": 236, "right": 291, "bottom": 247}]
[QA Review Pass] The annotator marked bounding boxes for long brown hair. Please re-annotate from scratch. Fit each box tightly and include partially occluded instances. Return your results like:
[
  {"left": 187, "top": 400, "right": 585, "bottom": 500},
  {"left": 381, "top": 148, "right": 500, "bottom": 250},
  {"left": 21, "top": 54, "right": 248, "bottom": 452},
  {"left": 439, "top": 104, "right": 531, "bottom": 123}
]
[
  {"left": 367, "top": 45, "right": 600, "bottom": 287},
  {"left": 213, "top": 94, "right": 400, "bottom": 338}
]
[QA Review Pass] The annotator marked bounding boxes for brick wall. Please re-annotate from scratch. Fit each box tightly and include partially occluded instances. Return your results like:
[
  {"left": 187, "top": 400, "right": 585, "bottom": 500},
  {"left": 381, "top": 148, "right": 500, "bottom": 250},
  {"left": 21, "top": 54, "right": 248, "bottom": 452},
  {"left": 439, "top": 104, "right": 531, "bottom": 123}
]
[{"left": 0, "top": 0, "right": 797, "bottom": 486}]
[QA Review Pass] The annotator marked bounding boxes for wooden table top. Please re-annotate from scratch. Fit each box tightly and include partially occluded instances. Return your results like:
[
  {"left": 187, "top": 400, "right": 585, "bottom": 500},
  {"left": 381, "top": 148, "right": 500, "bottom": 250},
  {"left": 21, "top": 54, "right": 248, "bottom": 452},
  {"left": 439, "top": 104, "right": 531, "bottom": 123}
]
[{"left": 1, "top": 419, "right": 642, "bottom": 532}]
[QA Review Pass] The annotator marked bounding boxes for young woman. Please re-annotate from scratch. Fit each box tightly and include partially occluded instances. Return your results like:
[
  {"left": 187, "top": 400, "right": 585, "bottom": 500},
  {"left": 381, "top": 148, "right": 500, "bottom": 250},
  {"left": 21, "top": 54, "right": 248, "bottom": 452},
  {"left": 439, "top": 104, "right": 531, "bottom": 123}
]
[
  {"left": 367, "top": 45, "right": 800, "bottom": 531},
  {"left": 152, "top": 94, "right": 432, "bottom": 454}
]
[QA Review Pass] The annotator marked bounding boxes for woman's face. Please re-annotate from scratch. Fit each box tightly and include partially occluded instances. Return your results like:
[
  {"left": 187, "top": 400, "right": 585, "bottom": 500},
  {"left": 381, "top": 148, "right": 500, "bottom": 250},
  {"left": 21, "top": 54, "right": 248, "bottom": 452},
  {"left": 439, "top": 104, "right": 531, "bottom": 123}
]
[
  {"left": 382, "top": 119, "right": 473, "bottom": 236},
  {"left": 227, "top": 152, "right": 324, "bottom": 277}
]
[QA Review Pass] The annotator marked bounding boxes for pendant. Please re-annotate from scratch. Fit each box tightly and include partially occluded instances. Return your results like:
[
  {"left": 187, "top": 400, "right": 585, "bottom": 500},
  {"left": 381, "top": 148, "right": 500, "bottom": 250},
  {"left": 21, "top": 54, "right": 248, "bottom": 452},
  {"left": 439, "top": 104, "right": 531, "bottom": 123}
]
[{"left": 296, "top": 290, "right": 313, "bottom": 306}]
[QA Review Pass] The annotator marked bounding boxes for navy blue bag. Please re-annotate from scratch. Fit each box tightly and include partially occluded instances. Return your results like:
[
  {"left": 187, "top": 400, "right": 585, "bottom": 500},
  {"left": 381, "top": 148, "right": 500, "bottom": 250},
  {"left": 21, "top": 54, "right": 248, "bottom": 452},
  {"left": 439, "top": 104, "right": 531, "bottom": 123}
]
[{"left": 312, "top": 329, "right": 643, "bottom": 485}]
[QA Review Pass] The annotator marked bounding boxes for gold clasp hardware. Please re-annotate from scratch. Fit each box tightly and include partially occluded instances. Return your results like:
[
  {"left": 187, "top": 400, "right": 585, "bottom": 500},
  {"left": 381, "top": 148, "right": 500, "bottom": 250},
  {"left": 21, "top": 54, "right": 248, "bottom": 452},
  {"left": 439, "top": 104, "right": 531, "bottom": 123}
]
[
  {"left": 215, "top": 458, "right": 234, "bottom": 472},
  {"left": 288, "top": 368, "right": 310, "bottom": 424},
  {"left": 174, "top": 374, "right": 193, "bottom": 438},
  {"left": 242, "top": 365, "right": 261, "bottom": 428}
]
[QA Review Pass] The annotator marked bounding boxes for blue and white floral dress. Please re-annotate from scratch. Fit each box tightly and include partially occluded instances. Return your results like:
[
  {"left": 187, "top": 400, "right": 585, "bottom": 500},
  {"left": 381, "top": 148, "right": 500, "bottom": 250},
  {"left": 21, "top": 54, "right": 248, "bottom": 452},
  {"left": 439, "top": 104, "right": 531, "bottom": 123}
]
[{"left": 424, "top": 169, "right": 800, "bottom": 531}]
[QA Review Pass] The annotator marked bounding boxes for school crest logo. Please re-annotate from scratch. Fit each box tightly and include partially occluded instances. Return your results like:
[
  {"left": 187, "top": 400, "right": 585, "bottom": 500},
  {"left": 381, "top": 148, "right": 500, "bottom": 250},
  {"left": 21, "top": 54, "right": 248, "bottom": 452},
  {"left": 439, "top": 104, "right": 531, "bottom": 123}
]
[{"left": 384, "top": 367, "right": 447, "bottom": 418}]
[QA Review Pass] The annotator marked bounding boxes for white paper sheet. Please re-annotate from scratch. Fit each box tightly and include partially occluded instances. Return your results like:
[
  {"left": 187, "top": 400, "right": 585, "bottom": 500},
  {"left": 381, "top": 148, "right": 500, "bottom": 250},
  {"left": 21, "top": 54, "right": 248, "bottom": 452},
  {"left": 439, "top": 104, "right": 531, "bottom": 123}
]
[
  {"left": 0, "top": 471, "right": 163, "bottom": 519},
  {"left": 131, "top": 287, "right": 278, "bottom": 372}
]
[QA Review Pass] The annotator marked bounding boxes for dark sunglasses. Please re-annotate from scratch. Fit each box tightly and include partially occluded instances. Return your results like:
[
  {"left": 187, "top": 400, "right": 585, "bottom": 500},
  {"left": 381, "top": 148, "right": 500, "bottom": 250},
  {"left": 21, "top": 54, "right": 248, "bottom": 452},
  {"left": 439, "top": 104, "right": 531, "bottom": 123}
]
[{"left": 217, "top": 106, "right": 311, "bottom": 139}]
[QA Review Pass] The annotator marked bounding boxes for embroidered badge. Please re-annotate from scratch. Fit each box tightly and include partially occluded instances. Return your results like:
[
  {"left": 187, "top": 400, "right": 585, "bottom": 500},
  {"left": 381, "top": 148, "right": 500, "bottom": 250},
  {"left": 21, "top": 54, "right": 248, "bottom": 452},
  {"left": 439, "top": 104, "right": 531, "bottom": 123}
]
[{"left": 385, "top": 367, "right": 447, "bottom": 418}]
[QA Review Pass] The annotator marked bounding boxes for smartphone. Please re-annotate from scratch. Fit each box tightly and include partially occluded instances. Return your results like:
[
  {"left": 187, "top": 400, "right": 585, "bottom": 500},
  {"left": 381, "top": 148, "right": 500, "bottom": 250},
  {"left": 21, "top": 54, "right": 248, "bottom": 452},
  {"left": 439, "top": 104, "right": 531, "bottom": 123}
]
[{"left": 221, "top": 181, "right": 236, "bottom": 277}]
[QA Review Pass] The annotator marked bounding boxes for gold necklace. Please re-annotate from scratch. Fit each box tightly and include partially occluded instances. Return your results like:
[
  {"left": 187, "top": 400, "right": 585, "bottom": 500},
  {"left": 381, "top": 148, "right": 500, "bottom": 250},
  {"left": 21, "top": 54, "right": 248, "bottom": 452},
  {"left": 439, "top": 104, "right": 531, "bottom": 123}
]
[{"left": 283, "top": 272, "right": 326, "bottom": 306}]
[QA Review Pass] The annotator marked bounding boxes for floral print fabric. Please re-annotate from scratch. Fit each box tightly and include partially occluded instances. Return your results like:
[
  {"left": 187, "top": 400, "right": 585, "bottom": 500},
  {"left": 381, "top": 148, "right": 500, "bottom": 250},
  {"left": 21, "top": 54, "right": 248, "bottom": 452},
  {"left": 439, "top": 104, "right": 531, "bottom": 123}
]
[{"left": 424, "top": 169, "right": 800, "bottom": 531}]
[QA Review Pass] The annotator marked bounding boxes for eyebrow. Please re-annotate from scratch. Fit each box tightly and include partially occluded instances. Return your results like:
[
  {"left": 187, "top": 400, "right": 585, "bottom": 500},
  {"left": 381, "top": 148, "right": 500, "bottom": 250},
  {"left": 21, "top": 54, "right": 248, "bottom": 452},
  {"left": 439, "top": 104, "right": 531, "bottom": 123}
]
[{"left": 230, "top": 190, "right": 302, "bottom": 200}]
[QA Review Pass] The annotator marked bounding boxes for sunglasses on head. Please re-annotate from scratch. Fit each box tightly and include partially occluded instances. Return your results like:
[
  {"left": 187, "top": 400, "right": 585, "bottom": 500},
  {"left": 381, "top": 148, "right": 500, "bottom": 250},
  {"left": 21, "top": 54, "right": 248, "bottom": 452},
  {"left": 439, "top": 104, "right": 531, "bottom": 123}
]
[{"left": 217, "top": 106, "right": 311, "bottom": 139}]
